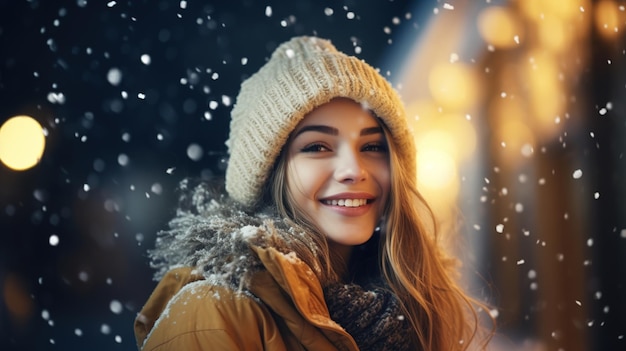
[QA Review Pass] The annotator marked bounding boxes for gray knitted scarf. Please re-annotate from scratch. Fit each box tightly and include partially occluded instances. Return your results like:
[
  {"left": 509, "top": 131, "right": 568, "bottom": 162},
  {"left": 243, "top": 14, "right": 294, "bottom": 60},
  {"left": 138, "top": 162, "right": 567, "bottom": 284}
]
[{"left": 324, "top": 281, "right": 415, "bottom": 351}]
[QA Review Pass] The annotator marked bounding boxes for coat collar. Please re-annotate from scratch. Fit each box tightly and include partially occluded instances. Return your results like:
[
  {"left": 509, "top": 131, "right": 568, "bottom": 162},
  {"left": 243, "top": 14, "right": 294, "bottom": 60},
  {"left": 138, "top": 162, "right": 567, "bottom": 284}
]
[{"left": 249, "top": 246, "right": 359, "bottom": 351}]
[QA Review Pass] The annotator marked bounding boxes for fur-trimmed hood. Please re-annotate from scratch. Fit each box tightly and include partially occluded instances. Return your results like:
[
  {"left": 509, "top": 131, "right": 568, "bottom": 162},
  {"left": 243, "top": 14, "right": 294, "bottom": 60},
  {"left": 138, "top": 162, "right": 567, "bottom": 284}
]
[{"left": 148, "top": 179, "right": 324, "bottom": 290}]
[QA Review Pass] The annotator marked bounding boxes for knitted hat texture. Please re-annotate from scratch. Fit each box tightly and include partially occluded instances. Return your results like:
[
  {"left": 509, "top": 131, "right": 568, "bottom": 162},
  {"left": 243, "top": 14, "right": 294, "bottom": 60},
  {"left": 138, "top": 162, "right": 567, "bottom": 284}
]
[{"left": 225, "top": 36, "right": 416, "bottom": 207}]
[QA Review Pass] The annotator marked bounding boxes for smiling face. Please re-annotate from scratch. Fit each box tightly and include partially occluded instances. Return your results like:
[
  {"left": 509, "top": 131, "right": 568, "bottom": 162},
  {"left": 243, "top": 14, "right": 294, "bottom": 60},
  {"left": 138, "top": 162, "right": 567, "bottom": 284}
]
[{"left": 285, "top": 98, "right": 391, "bottom": 259}]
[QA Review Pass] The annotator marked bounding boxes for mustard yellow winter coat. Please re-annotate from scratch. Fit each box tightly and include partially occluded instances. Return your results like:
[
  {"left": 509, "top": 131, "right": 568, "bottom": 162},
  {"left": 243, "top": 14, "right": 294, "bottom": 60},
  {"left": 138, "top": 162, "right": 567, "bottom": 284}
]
[{"left": 134, "top": 245, "right": 359, "bottom": 351}]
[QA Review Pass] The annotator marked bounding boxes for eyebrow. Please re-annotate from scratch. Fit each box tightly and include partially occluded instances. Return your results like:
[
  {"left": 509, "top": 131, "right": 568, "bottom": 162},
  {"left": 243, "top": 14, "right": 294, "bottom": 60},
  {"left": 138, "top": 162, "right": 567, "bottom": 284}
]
[{"left": 293, "top": 125, "right": 383, "bottom": 137}]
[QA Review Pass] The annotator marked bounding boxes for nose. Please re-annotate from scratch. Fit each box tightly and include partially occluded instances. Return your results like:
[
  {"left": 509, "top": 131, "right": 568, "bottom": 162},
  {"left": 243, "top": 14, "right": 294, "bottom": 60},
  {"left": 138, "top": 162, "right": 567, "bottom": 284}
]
[{"left": 334, "top": 146, "right": 367, "bottom": 183}]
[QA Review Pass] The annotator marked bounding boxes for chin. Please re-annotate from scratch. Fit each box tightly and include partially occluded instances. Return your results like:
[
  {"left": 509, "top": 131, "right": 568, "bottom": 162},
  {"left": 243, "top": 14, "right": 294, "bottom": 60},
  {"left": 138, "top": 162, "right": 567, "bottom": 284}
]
[{"left": 324, "top": 226, "right": 376, "bottom": 247}]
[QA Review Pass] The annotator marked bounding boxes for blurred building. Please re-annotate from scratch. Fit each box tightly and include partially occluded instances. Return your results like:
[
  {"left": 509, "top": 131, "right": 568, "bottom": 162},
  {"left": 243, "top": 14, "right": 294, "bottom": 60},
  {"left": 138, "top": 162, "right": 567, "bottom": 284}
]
[{"left": 389, "top": 1, "right": 626, "bottom": 350}]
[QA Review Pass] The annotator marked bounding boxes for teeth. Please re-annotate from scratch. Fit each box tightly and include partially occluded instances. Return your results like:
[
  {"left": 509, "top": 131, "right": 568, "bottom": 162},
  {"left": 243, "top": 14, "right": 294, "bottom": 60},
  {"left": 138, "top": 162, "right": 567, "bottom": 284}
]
[{"left": 324, "top": 199, "right": 368, "bottom": 207}]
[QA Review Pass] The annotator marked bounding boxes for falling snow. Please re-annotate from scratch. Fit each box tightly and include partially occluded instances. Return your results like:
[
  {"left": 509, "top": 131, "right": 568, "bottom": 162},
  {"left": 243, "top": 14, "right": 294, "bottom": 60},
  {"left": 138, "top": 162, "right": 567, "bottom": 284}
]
[
  {"left": 49, "top": 234, "right": 59, "bottom": 246},
  {"left": 572, "top": 169, "right": 583, "bottom": 179}
]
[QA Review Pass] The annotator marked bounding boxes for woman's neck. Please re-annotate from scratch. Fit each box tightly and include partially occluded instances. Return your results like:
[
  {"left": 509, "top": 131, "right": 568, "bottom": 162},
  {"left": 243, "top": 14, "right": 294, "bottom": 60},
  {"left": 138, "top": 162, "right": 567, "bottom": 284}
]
[{"left": 328, "top": 242, "right": 353, "bottom": 281}]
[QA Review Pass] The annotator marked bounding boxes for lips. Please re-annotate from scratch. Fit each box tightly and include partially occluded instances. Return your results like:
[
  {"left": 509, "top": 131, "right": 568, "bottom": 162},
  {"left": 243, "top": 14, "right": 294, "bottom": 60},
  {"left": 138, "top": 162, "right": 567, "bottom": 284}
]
[
  {"left": 322, "top": 198, "right": 368, "bottom": 207},
  {"left": 319, "top": 192, "right": 375, "bottom": 209}
]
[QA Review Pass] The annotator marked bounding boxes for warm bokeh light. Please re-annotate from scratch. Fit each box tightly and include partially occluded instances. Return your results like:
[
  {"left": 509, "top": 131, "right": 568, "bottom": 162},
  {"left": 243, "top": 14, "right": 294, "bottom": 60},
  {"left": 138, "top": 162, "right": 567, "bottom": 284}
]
[
  {"left": 416, "top": 147, "right": 459, "bottom": 212},
  {"left": 545, "top": 0, "right": 587, "bottom": 20},
  {"left": 406, "top": 100, "right": 477, "bottom": 213},
  {"left": 524, "top": 50, "right": 565, "bottom": 139},
  {"left": 520, "top": 0, "right": 588, "bottom": 21},
  {"left": 0, "top": 115, "right": 46, "bottom": 171},
  {"left": 405, "top": 100, "right": 441, "bottom": 124},
  {"left": 417, "top": 130, "right": 457, "bottom": 162},
  {"left": 417, "top": 148, "right": 457, "bottom": 189},
  {"left": 519, "top": 0, "right": 590, "bottom": 51},
  {"left": 428, "top": 63, "right": 480, "bottom": 110},
  {"left": 595, "top": 0, "right": 624, "bottom": 39},
  {"left": 488, "top": 92, "right": 537, "bottom": 161},
  {"left": 413, "top": 114, "right": 477, "bottom": 162},
  {"left": 438, "top": 113, "right": 477, "bottom": 161},
  {"left": 519, "top": 0, "right": 547, "bottom": 21},
  {"left": 3, "top": 273, "right": 34, "bottom": 326},
  {"left": 478, "top": 6, "right": 524, "bottom": 48},
  {"left": 537, "top": 16, "right": 570, "bottom": 52},
  {"left": 500, "top": 117, "right": 535, "bottom": 159}
]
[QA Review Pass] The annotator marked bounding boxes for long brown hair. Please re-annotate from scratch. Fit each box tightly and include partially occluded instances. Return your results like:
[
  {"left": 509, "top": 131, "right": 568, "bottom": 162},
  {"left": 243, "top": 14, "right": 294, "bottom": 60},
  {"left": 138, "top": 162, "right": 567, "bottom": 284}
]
[
  {"left": 381, "top": 126, "right": 494, "bottom": 350},
  {"left": 264, "top": 117, "right": 494, "bottom": 350}
]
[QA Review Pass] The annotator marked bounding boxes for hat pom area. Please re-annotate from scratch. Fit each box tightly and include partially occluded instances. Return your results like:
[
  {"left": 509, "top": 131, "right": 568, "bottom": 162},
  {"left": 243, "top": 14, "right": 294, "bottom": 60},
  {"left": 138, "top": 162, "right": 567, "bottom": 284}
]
[{"left": 225, "top": 36, "right": 416, "bottom": 208}]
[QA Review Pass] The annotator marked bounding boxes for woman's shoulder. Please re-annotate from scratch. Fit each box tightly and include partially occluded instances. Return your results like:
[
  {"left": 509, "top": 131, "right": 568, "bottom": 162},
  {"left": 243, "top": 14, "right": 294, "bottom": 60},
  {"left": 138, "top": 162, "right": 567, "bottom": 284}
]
[
  {"left": 135, "top": 267, "right": 277, "bottom": 350},
  {"left": 149, "top": 271, "right": 264, "bottom": 329}
]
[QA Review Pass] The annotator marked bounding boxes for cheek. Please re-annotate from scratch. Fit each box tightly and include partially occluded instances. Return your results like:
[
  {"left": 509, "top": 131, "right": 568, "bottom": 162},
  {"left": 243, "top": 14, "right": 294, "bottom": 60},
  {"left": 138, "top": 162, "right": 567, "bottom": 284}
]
[
  {"left": 286, "top": 160, "right": 322, "bottom": 201},
  {"left": 374, "top": 160, "right": 391, "bottom": 207}
]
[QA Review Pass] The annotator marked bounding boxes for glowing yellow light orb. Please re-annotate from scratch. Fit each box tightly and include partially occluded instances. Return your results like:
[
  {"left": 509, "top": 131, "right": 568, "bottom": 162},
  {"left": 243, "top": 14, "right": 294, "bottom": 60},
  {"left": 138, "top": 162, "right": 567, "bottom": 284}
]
[
  {"left": 417, "top": 148, "right": 457, "bottom": 191},
  {"left": 428, "top": 63, "right": 479, "bottom": 110},
  {"left": 595, "top": 1, "right": 623, "bottom": 39},
  {"left": 478, "top": 6, "right": 524, "bottom": 48},
  {"left": 0, "top": 115, "right": 46, "bottom": 171},
  {"left": 416, "top": 147, "right": 459, "bottom": 214}
]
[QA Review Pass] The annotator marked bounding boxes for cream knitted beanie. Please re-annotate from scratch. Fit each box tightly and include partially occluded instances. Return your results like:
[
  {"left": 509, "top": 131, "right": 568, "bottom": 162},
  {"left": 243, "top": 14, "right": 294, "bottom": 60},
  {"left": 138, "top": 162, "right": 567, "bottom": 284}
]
[{"left": 225, "top": 36, "right": 416, "bottom": 207}]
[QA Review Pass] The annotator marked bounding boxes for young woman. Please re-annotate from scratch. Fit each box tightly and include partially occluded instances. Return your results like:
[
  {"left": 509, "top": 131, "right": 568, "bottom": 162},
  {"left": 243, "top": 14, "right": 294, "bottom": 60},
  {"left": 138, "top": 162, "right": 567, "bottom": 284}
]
[{"left": 134, "top": 36, "right": 493, "bottom": 350}]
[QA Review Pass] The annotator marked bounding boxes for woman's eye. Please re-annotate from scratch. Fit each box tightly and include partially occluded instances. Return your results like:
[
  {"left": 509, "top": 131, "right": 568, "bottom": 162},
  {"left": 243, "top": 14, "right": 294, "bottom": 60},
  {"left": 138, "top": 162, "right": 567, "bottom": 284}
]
[
  {"left": 301, "top": 143, "right": 330, "bottom": 152},
  {"left": 363, "top": 142, "right": 388, "bottom": 152}
]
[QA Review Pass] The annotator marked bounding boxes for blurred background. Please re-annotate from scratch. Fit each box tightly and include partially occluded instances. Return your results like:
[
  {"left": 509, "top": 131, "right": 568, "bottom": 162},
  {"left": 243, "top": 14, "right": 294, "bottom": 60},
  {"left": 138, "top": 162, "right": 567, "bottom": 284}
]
[{"left": 1, "top": 0, "right": 624, "bottom": 350}]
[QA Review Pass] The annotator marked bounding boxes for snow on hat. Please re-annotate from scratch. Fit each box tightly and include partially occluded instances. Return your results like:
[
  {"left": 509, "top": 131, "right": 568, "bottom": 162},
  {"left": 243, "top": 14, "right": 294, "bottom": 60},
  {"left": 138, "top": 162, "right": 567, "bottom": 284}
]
[{"left": 225, "top": 36, "right": 416, "bottom": 207}]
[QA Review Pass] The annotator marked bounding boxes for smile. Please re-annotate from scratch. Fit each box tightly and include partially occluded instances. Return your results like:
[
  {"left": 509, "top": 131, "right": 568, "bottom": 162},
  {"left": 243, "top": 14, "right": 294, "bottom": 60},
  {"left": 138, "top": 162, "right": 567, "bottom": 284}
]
[{"left": 322, "top": 199, "right": 369, "bottom": 207}]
